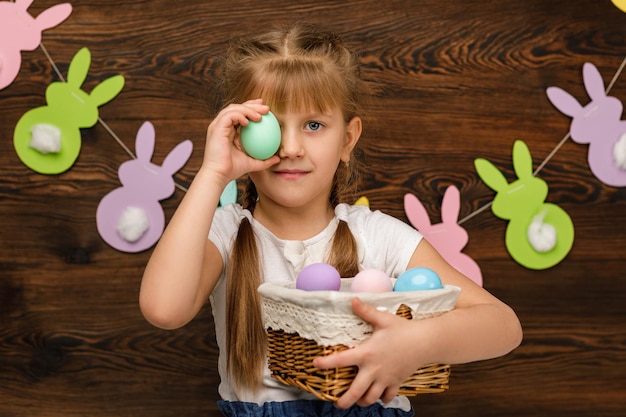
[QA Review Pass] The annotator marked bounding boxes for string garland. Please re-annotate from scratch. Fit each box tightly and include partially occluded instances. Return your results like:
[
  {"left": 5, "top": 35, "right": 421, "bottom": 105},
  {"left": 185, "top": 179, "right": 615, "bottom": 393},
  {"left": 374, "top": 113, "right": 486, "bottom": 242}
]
[
  {"left": 458, "top": 55, "right": 626, "bottom": 225},
  {"left": 26, "top": 8, "right": 626, "bottom": 233},
  {"left": 11, "top": 0, "right": 626, "bottom": 256},
  {"left": 39, "top": 41, "right": 188, "bottom": 193}
]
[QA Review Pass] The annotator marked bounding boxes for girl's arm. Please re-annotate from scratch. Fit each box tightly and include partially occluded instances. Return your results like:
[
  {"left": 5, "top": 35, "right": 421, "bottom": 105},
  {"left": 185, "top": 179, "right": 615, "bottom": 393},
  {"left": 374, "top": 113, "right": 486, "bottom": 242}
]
[
  {"left": 314, "top": 239, "right": 523, "bottom": 409},
  {"left": 139, "top": 100, "right": 279, "bottom": 330}
]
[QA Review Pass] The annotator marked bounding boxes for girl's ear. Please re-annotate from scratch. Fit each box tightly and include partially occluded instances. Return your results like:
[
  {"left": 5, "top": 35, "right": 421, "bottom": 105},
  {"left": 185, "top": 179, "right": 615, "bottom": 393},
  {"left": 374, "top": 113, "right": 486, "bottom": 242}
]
[{"left": 342, "top": 116, "right": 362, "bottom": 161}]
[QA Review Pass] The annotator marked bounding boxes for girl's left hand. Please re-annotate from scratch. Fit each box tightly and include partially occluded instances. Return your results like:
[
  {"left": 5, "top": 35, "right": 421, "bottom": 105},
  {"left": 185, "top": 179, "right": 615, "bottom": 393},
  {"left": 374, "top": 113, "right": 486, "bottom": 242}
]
[{"left": 313, "top": 298, "right": 424, "bottom": 409}]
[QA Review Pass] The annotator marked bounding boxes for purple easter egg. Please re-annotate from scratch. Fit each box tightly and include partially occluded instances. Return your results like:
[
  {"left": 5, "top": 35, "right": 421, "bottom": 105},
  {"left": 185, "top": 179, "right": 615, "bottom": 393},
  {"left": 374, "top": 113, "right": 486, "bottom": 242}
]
[{"left": 296, "top": 263, "right": 341, "bottom": 291}]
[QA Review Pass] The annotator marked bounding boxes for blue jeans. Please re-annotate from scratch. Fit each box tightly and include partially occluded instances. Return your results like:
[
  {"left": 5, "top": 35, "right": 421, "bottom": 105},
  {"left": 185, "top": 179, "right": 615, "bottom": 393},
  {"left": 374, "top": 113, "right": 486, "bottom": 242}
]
[{"left": 217, "top": 400, "right": 414, "bottom": 417}]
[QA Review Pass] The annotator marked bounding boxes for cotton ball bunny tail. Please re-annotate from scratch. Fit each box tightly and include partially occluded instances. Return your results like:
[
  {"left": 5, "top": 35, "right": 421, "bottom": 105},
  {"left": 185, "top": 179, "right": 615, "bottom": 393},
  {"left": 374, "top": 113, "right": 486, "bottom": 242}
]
[
  {"left": 613, "top": 132, "right": 626, "bottom": 169},
  {"left": 29, "top": 123, "right": 62, "bottom": 154},
  {"left": 527, "top": 211, "right": 557, "bottom": 253},
  {"left": 116, "top": 207, "right": 150, "bottom": 242}
]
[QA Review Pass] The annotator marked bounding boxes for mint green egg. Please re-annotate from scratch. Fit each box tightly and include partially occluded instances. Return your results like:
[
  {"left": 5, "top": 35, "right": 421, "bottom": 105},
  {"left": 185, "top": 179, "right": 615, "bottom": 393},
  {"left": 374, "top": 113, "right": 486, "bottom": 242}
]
[{"left": 240, "top": 111, "right": 281, "bottom": 160}]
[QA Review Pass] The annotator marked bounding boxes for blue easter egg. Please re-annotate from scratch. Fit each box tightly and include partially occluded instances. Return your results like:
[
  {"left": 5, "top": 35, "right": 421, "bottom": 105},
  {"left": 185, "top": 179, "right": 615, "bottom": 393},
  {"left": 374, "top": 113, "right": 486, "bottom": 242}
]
[{"left": 394, "top": 267, "right": 443, "bottom": 291}]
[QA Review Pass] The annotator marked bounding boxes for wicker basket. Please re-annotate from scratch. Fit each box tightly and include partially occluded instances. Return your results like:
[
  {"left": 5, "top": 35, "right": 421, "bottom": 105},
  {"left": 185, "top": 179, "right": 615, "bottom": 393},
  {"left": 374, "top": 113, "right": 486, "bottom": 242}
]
[{"left": 258, "top": 279, "right": 461, "bottom": 402}]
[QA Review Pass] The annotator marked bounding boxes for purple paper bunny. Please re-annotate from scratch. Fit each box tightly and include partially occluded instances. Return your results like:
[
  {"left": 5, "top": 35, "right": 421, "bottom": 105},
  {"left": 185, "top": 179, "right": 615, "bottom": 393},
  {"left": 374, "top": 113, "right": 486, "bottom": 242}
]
[
  {"left": 96, "top": 122, "right": 193, "bottom": 253},
  {"left": 0, "top": 0, "right": 72, "bottom": 90},
  {"left": 547, "top": 62, "right": 626, "bottom": 187}
]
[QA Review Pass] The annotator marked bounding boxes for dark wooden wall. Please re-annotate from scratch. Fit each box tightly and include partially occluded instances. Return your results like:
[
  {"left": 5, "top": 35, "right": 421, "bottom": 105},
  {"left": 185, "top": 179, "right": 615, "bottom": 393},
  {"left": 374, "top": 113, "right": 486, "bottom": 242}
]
[{"left": 1, "top": 1, "right": 625, "bottom": 416}]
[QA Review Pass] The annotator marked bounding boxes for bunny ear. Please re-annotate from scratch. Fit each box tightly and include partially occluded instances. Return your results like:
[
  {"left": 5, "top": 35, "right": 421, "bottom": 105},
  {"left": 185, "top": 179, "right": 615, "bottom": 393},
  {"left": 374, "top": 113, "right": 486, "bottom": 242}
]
[
  {"left": 546, "top": 86, "right": 582, "bottom": 117},
  {"left": 441, "top": 186, "right": 461, "bottom": 224},
  {"left": 474, "top": 157, "right": 508, "bottom": 193},
  {"left": 512, "top": 140, "right": 533, "bottom": 180},
  {"left": 88, "top": 75, "right": 125, "bottom": 107},
  {"left": 34, "top": 3, "right": 72, "bottom": 31},
  {"left": 404, "top": 193, "right": 432, "bottom": 231},
  {"left": 135, "top": 121, "right": 156, "bottom": 161},
  {"left": 582, "top": 62, "right": 607, "bottom": 101},
  {"left": 66, "top": 47, "right": 90, "bottom": 88},
  {"left": 220, "top": 180, "right": 238, "bottom": 207},
  {"left": 354, "top": 196, "right": 369, "bottom": 207},
  {"left": 162, "top": 140, "right": 193, "bottom": 175},
  {"left": 16, "top": 0, "right": 35, "bottom": 11}
]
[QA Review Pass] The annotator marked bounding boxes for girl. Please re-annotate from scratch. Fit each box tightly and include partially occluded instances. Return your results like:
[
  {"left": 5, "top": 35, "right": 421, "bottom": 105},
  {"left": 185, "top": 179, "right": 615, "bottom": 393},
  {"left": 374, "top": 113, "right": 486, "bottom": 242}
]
[{"left": 140, "top": 22, "right": 522, "bottom": 417}]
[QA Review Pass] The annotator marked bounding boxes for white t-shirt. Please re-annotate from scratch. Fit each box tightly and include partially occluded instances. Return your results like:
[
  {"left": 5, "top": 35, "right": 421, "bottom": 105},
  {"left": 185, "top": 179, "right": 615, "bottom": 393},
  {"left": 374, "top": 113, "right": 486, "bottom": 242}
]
[{"left": 208, "top": 203, "right": 423, "bottom": 409}]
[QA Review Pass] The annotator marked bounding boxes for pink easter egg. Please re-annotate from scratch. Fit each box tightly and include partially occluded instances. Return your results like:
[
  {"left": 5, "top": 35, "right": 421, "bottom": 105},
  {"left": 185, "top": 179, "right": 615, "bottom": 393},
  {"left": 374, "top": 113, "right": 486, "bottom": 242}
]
[
  {"left": 296, "top": 263, "right": 341, "bottom": 291},
  {"left": 351, "top": 269, "right": 393, "bottom": 293}
]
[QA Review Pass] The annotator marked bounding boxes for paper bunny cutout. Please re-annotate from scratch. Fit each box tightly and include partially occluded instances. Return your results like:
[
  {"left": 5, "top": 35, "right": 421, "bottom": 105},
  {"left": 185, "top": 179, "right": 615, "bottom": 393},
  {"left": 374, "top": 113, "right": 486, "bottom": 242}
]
[
  {"left": 0, "top": 0, "right": 72, "bottom": 90},
  {"left": 547, "top": 62, "right": 626, "bottom": 187},
  {"left": 611, "top": 0, "right": 626, "bottom": 13},
  {"left": 13, "top": 47, "right": 125, "bottom": 174},
  {"left": 219, "top": 180, "right": 238, "bottom": 207},
  {"left": 96, "top": 122, "right": 193, "bottom": 253},
  {"left": 474, "top": 140, "right": 575, "bottom": 270},
  {"left": 404, "top": 186, "right": 483, "bottom": 286}
]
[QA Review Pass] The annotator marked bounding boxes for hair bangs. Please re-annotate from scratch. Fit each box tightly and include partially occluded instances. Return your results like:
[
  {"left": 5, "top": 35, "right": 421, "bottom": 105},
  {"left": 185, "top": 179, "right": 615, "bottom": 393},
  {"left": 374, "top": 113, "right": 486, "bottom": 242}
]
[{"left": 248, "top": 58, "right": 347, "bottom": 116}]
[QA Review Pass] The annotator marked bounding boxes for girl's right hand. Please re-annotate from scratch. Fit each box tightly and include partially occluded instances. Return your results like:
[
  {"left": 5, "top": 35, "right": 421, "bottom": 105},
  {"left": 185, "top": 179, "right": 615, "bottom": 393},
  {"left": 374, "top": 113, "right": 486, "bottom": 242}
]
[{"left": 201, "top": 99, "right": 280, "bottom": 186}]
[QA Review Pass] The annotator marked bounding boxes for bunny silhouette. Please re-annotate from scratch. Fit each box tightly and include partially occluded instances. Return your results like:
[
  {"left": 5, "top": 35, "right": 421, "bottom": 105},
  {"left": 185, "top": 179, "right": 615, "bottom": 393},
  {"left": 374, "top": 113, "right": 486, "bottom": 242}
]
[
  {"left": 404, "top": 186, "right": 483, "bottom": 286},
  {"left": 219, "top": 180, "right": 238, "bottom": 207},
  {"left": 96, "top": 122, "right": 193, "bottom": 253},
  {"left": 13, "top": 47, "right": 125, "bottom": 174},
  {"left": 612, "top": 0, "right": 626, "bottom": 13},
  {"left": 546, "top": 62, "right": 626, "bottom": 187},
  {"left": 474, "top": 140, "right": 575, "bottom": 270},
  {"left": 0, "top": 0, "right": 72, "bottom": 90},
  {"left": 354, "top": 196, "right": 369, "bottom": 207}
]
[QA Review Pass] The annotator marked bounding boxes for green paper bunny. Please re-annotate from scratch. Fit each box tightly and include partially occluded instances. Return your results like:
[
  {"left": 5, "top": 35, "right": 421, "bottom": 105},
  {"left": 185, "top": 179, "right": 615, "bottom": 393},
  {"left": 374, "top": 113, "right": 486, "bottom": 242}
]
[
  {"left": 13, "top": 47, "right": 124, "bottom": 174},
  {"left": 474, "top": 140, "right": 575, "bottom": 270}
]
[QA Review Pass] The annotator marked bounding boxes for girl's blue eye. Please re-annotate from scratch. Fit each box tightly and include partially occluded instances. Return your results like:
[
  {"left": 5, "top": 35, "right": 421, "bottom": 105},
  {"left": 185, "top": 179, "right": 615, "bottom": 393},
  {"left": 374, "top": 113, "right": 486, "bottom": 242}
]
[{"left": 306, "top": 121, "right": 322, "bottom": 131}]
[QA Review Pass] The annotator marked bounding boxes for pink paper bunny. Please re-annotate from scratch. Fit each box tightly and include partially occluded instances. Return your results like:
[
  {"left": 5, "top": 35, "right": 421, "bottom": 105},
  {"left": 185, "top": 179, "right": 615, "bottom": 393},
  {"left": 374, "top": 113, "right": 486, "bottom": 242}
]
[
  {"left": 0, "top": 0, "right": 72, "bottom": 90},
  {"left": 547, "top": 62, "right": 626, "bottom": 187},
  {"left": 96, "top": 122, "right": 193, "bottom": 253},
  {"left": 404, "top": 185, "right": 483, "bottom": 286}
]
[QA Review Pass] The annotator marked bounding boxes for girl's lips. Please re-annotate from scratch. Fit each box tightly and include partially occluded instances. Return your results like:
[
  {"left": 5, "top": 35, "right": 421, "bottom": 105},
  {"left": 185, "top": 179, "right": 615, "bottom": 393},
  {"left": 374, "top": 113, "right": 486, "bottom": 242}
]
[{"left": 273, "top": 169, "right": 309, "bottom": 180}]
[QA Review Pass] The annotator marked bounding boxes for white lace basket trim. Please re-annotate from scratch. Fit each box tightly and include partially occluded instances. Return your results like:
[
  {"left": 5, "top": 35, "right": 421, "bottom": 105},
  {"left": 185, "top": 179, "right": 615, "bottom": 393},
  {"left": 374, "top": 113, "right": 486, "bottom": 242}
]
[{"left": 258, "top": 279, "right": 460, "bottom": 347}]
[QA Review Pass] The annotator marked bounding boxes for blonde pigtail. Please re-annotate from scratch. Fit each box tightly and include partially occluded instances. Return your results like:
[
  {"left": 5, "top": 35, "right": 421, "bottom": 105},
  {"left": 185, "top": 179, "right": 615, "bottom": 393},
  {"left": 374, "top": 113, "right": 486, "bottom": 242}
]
[
  {"left": 327, "top": 219, "right": 360, "bottom": 278},
  {"left": 225, "top": 181, "right": 266, "bottom": 391}
]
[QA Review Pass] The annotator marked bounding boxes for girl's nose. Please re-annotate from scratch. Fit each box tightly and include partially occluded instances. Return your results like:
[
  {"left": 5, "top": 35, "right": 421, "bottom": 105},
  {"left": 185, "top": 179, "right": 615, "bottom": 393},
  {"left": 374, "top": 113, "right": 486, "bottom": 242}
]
[{"left": 278, "top": 127, "right": 304, "bottom": 159}]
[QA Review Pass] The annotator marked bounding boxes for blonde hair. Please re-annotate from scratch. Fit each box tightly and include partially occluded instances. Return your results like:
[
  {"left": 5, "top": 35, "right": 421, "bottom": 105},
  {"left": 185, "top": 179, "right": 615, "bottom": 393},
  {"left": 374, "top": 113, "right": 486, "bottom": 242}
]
[{"left": 222, "top": 22, "right": 363, "bottom": 391}]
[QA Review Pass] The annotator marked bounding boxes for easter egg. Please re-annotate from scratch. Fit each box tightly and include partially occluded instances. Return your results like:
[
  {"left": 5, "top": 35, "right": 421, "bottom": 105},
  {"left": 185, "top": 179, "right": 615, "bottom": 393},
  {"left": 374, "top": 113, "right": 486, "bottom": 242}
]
[
  {"left": 240, "top": 111, "right": 281, "bottom": 160},
  {"left": 296, "top": 263, "right": 341, "bottom": 291},
  {"left": 394, "top": 267, "right": 443, "bottom": 291},
  {"left": 351, "top": 269, "right": 393, "bottom": 293}
]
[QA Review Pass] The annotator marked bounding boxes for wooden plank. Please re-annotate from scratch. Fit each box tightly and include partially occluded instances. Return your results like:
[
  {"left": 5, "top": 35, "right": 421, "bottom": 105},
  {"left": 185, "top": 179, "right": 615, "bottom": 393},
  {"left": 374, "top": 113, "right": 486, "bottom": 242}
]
[{"left": 1, "top": 0, "right": 625, "bottom": 416}]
